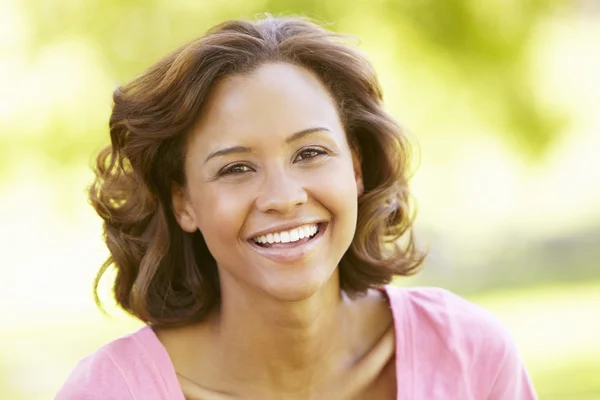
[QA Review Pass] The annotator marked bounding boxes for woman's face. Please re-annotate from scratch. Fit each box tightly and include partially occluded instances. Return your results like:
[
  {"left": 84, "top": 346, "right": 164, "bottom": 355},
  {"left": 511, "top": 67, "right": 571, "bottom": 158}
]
[{"left": 173, "top": 62, "right": 362, "bottom": 301}]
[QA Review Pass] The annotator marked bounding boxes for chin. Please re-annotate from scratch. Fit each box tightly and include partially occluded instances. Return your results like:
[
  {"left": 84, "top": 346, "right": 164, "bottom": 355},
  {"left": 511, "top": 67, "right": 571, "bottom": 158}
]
[{"left": 259, "top": 270, "right": 338, "bottom": 303}]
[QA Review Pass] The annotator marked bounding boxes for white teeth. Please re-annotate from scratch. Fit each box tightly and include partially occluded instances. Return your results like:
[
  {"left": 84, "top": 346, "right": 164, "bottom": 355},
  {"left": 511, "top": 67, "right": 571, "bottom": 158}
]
[
  {"left": 290, "top": 229, "right": 299, "bottom": 241},
  {"left": 252, "top": 224, "right": 320, "bottom": 245},
  {"left": 302, "top": 226, "right": 311, "bottom": 238},
  {"left": 256, "top": 235, "right": 267, "bottom": 244}
]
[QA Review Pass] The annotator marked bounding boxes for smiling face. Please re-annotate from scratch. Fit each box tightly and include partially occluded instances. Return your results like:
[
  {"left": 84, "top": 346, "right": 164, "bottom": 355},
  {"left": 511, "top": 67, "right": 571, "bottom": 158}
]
[{"left": 172, "top": 62, "right": 363, "bottom": 301}]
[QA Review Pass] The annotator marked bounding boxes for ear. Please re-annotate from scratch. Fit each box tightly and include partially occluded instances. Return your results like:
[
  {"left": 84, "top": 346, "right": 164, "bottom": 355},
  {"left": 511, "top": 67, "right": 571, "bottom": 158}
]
[
  {"left": 351, "top": 148, "right": 364, "bottom": 197},
  {"left": 171, "top": 185, "right": 198, "bottom": 233}
]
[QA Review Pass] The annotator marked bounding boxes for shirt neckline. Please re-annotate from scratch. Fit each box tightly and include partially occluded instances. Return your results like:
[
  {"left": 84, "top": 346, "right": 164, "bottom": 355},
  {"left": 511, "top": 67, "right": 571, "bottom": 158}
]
[{"left": 137, "top": 284, "right": 410, "bottom": 400}]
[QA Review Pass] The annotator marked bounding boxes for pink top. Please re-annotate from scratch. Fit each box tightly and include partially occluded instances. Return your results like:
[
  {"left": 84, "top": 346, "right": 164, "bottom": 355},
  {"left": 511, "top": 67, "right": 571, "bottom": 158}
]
[{"left": 56, "top": 286, "right": 537, "bottom": 399}]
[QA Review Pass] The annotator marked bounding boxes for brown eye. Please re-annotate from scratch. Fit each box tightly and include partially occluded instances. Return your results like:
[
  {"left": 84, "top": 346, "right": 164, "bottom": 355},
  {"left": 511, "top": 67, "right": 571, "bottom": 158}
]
[
  {"left": 221, "top": 164, "right": 253, "bottom": 176},
  {"left": 296, "top": 148, "right": 327, "bottom": 162}
]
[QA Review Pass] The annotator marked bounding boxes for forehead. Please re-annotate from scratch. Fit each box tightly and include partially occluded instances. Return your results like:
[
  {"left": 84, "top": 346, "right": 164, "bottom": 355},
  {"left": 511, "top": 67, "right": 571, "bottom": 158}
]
[{"left": 190, "top": 62, "right": 344, "bottom": 146}]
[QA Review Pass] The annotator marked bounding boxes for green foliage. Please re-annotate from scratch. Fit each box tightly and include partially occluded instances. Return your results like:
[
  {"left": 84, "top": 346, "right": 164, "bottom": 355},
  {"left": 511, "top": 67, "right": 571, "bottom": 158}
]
[{"left": 11, "top": 0, "right": 572, "bottom": 170}]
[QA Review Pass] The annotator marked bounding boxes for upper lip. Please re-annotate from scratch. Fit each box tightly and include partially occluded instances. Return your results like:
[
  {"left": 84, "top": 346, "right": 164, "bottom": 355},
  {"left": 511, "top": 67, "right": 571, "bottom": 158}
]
[{"left": 245, "top": 219, "right": 327, "bottom": 240}]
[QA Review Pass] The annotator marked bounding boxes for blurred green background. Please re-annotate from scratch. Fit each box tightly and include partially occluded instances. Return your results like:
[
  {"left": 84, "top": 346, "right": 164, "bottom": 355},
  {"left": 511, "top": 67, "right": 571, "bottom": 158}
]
[{"left": 1, "top": 0, "right": 599, "bottom": 398}]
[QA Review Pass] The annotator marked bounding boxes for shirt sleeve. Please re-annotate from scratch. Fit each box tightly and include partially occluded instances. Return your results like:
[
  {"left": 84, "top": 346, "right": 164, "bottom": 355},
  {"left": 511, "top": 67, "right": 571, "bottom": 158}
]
[
  {"left": 399, "top": 286, "right": 539, "bottom": 400},
  {"left": 55, "top": 348, "right": 134, "bottom": 400},
  {"left": 486, "top": 328, "right": 538, "bottom": 400}
]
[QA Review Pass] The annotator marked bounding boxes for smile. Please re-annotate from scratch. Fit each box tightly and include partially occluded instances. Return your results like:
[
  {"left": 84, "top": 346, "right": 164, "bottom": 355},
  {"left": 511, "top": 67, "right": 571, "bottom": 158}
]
[
  {"left": 252, "top": 223, "right": 319, "bottom": 247},
  {"left": 247, "top": 223, "right": 327, "bottom": 263}
]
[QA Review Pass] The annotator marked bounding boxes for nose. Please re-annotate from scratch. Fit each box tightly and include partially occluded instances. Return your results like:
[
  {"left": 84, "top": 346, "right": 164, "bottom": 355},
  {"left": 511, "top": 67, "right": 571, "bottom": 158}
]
[{"left": 255, "top": 167, "right": 308, "bottom": 215}]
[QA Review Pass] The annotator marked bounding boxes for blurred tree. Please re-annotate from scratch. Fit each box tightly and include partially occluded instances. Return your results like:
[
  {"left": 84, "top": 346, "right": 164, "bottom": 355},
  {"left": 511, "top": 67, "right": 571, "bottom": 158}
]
[{"left": 15, "top": 0, "right": 571, "bottom": 167}]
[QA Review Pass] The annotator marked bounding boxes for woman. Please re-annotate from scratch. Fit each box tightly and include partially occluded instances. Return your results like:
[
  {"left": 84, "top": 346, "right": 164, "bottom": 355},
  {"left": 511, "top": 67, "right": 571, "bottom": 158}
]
[{"left": 57, "top": 15, "right": 537, "bottom": 400}]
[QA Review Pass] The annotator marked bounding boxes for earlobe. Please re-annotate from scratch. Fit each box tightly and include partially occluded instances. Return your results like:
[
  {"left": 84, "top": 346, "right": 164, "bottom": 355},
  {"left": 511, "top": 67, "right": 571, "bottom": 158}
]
[
  {"left": 356, "top": 174, "right": 364, "bottom": 197},
  {"left": 351, "top": 149, "right": 364, "bottom": 197},
  {"left": 171, "top": 185, "right": 198, "bottom": 233}
]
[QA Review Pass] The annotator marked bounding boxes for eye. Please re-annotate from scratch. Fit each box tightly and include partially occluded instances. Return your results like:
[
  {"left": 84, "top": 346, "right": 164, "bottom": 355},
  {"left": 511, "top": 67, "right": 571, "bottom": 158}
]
[
  {"left": 295, "top": 147, "right": 328, "bottom": 162},
  {"left": 219, "top": 163, "right": 253, "bottom": 177}
]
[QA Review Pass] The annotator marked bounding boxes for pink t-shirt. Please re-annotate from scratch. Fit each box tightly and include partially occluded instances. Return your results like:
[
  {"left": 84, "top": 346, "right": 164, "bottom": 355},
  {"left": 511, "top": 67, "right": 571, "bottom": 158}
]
[{"left": 56, "top": 286, "right": 537, "bottom": 399}]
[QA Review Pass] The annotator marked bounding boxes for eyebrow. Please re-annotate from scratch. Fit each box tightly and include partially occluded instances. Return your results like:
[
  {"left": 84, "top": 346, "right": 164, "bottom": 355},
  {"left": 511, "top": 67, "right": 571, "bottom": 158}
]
[{"left": 203, "top": 127, "right": 330, "bottom": 164}]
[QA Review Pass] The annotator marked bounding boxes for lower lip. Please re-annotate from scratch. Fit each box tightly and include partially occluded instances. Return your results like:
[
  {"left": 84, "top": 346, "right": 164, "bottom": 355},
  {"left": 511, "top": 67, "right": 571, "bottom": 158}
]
[{"left": 247, "top": 223, "right": 328, "bottom": 263}]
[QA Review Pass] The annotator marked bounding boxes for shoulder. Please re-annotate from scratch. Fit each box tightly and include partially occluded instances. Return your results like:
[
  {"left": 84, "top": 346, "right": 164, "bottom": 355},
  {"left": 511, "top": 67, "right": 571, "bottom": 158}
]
[
  {"left": 55, "top": 335, "right": 136, "bottom": 400},
  {"left": 385, "top": 285, "right": 512, "bottom": 348},
  {"left": 55, "top": 326, "right": 169, "bottom": 400},
  {"left": 384, "top": 285, "right": 537, "bottom": 399}
]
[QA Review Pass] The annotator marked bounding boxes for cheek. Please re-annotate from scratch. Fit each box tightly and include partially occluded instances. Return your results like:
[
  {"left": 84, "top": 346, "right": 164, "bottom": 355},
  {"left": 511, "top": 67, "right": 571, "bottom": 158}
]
[
  {"left": 193, "top": 186, "right": 252, "bottom": 249},
  {"left": 322, "top": 159, "right": 358, "bottom": 200},
  {"left": 310, "top": 159, "right": 359, "bottom": 224}
]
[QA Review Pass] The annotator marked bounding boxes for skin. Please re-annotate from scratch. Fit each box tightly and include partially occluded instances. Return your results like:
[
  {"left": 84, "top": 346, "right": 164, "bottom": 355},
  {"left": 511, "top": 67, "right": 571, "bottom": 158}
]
[{"left": 165, "top": 62, "right": 396, "bottom": 399}]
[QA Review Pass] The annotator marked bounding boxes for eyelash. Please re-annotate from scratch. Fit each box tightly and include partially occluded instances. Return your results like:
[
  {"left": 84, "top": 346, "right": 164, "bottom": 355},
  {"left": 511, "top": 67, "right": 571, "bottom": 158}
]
[
  {"left": 295, "top": 147, "right": 328, "bottom": 161},
  {"left": 220, "top": 164, "right": 253, "bottom": 176},
  {"left": 217, "top": 147, "right": 329, "bottom": 177}
]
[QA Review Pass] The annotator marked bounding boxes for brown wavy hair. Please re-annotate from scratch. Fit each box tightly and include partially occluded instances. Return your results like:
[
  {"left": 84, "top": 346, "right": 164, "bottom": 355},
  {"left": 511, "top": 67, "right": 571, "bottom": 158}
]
[{"left": 89, "top": 14, "right": 425, "bottom": 327}]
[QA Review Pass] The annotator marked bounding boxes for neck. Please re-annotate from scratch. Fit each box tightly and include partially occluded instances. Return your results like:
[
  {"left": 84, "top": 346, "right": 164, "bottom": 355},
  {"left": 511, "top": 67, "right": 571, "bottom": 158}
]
[{"left": 213, "top": 273, "right": 351, "bottom": 395}]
